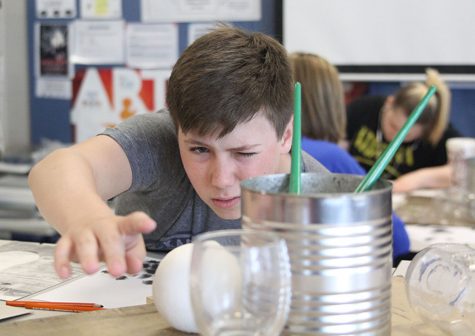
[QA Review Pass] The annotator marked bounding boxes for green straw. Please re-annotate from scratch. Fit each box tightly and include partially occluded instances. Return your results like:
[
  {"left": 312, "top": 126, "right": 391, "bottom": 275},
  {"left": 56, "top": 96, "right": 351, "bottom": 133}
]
[
  {"left": 289, "top": 82, "right": 302, "bottom": 194},
  {"left": 355, "top": 85, "right": 437, "bottom": 193}
]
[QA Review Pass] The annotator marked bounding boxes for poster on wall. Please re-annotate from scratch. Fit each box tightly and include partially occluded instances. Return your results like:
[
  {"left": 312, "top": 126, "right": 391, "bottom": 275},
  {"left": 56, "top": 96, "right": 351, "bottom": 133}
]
[
  {"left": 36, "top": 78, "right": 72, "bottom": 100},
  {"left": 141, "top": 0, "right": 261, "bottom": 22},
  {"left": 70, "top": 68, "right": 171, "bottom": 142},
  {"left": 126, "top": 23, "right": 179, "bottom": 69},
  {"left": 70, "top": 20, "right": 125, "bottom": 64},
  {"left": 80, "top": 0, "right": 122, "bottom": 19},
  {"left": 187, "top": 22, "right": 219, "bottom": 46},
  {"left": 36, "top": 23, "right": 70, "bottom": 77},
  {"left": 36, "top": 0, "right": 77, "bottom": 19}
]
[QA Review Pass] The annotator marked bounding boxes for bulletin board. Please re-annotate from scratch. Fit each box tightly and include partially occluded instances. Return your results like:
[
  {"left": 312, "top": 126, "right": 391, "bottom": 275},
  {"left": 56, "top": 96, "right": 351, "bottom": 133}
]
[{"left": 27, "top": 0, "right": 279, "bottom": 145}]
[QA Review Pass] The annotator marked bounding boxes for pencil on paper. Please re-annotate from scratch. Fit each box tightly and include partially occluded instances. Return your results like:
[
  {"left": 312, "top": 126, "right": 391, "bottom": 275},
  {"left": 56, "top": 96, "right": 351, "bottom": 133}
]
[{"left": 6, "top": 300, "right": 105, "bottom": 312}]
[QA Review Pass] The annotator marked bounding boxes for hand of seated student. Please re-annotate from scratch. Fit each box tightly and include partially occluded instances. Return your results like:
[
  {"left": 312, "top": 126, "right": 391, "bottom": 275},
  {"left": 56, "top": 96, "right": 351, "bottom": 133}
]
[
  {"left": 392, "top": 165, "right": 451, "bottom": 193},
  {"left": 54, "top": 211, "right": 156, "bottom": 279}
]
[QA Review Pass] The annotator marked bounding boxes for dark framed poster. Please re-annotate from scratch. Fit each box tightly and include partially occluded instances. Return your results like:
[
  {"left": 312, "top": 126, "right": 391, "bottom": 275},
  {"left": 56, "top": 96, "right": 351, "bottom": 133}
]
[{"left": 36, "top": 23, "right": 70, "bottom": 77}]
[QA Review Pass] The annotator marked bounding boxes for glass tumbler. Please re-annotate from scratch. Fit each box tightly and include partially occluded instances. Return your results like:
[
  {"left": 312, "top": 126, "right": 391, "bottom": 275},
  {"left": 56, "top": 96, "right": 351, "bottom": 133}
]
[
  {"left": 190, "top": 229, "right": 291, "bottom": 336},
  {"left": 405, "top": 243, "right": 475, "bottom": 335}
]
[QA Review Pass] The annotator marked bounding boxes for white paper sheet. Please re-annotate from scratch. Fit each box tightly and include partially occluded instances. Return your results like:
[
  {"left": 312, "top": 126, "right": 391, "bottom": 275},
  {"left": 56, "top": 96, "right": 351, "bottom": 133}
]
[
  {"left": 187, "top": 22, "right": 219, "bottom": 46},
  {"left": 0, "top": 303, "right": 30, "bottom": 322},
  {"left": 126, "top": 23, "right": 178, "bottom": 69},
  {"left": 80, "top": 0, "right": 122, "bottom": 19},
  {"left": 27, "top": 257, "right": 161, "bottom": 308},
  {"left": 392, "top": 260, "right": 411, "bottom": 278},
  {"left": 0, "top": 162, "right": 32, "bottom": 175},
  {"left": 0, "top": 240, "right": 83, "bottom": 301},
  {"left": 36, "top": 78, "right": 72, "bottom": 100},
  {"left": 36, "top": 0, "right": 76, "bottom": 19},
  {"left": 70, "top": 20, "right": 125, "bottom": 64},
  {"left": 141, "top": 0, "right": 261, "bottom": 22}
]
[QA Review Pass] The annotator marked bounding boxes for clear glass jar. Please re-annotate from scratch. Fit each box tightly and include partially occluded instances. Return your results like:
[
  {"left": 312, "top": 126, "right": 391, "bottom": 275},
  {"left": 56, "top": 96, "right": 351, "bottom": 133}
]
[{"left": 406, "top": 243, "right": 475, "bottom": 335}]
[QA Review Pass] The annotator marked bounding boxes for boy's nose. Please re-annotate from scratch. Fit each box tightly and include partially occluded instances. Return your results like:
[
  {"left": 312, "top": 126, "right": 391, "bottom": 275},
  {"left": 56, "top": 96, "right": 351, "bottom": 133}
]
[{"left": 210, "top": 159, "right": 235, "bottom": 188}]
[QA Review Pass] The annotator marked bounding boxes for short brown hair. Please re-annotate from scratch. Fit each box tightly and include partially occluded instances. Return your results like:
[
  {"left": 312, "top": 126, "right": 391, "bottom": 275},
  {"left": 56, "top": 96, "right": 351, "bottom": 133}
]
[
  {"left": 289, "top": 52, "right": 346, "bottom": 143},
  {"left": 166, "top": 25, "right": 293, "bottom": 138}
]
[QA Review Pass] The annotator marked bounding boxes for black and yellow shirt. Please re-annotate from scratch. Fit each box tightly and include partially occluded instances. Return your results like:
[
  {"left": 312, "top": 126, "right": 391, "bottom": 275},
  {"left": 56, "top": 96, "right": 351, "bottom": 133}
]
[{"left": 346, "top": 96, "right": 461, "bottom": 180}]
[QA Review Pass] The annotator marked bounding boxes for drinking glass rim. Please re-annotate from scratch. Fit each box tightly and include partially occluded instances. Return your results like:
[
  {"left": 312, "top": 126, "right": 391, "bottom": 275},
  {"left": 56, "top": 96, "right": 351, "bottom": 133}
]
[{"left": 192, "top": 229, "right": 283, "bottom": 246}]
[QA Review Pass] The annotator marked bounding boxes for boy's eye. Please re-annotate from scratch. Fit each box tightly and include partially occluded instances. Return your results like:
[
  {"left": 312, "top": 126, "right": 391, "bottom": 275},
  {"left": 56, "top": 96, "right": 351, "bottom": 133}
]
[
  {"left": 237, "top": 152, "right": 257, "bottom": 157},
  {"left": 190, "top": 146, "right": 208, "bottom": 154}
]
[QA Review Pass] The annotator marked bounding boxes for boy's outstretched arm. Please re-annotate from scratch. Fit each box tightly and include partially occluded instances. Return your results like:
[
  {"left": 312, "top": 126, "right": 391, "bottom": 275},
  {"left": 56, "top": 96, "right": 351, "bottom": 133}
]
[{"left": 28, "top": 135, "right": 156, "bottom": 278}]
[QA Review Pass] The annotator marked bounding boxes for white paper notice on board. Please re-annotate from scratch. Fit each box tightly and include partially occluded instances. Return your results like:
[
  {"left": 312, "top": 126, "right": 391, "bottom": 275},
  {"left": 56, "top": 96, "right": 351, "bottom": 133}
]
[
  {"left": 36, "top": 0, "right": 76, "bottom": 19},
  {"left": 187, "top": 23, "right": 219, "bottom": 46},
  {"left": 70, "top": 20, "right": 125, "bottom": 64},
  {"left": 80, "top": 0, "right": 122, "bottom": 19},
  {"left": 36, "top": 78, "right": 72, "bottom": 100},
  {"left": 126, "top": 23, "right": 178, "bottom": 69},
  {"left": 141, "top": 0, "right": 261, "bottom": 23}
]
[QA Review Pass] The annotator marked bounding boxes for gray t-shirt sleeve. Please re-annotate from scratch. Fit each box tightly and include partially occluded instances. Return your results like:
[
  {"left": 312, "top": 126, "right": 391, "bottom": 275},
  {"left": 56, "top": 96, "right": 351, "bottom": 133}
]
[
  {"left": 101, "top": 109, "right": 183, "bottom": 192},
  {"left": 100, "top": 109, "right": 194, "bottom": 243},
  {"left": 302, "top": 150, "right": 330, "bottom": 174}
]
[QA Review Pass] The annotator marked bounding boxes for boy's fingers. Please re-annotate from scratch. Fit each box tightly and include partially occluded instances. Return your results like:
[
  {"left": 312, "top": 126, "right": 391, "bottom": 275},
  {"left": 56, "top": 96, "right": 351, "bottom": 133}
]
[
  {"left": 54, "top": 214, "right": 155, "bottom": 278},
  {"left": 96, "top": 229, "right": 127, "bottom": 277},
  {"left": 125, "top": 253, "right": 145, "bottom": 275},
  {"left": 54, "top": 237, "right": 73, "bottom": 279},
  {"left": 116, "top": 213, "right": 152, "bottom": 275},
  {"left": 118, "top": 212, "right": 156, "bottom": 235},
  {"left": 74, "top": 231, "right": 101, "bottom": 275}
]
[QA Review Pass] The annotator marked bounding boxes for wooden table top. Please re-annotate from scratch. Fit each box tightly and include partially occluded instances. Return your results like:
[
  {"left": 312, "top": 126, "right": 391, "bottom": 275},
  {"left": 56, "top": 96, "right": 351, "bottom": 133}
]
[
  {"left": 0, "top": 303, "right": 186, "bottom": 336},
  {"left": 0, "top": 277, "right": 445, "bottom": 336}
]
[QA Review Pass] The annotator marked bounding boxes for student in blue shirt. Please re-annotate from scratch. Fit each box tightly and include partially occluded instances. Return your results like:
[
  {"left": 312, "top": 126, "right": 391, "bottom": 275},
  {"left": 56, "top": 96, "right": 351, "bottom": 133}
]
[{"left": 290, "top": 52, "right": 410, "bottom": 262}]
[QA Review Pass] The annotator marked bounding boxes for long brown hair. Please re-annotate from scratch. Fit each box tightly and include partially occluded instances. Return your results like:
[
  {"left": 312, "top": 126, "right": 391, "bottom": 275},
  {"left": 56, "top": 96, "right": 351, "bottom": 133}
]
[{"left": 289, "top": 52, "right": 345, "bottom": 143}]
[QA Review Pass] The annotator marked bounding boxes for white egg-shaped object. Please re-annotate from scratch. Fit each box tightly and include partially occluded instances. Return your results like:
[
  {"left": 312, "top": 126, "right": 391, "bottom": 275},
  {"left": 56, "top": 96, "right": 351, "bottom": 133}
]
[{"left": 152, "top": 243, "right": 198, "bottom": 333}]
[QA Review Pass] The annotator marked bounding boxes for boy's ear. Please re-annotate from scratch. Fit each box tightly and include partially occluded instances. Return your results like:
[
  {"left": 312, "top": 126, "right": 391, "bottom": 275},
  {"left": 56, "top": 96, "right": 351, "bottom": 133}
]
[{"left": 280, "top": 116, "right": 293, "bottom": 153}]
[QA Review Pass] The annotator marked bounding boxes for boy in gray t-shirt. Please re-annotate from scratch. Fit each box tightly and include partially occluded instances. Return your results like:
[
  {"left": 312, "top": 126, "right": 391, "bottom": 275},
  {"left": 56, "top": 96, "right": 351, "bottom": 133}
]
[
  {"left": 29, "top": 26, "right": 328, "bottom": 278},
  {"left": 101, "top": 109, "right": 327, "bottom": 252}
]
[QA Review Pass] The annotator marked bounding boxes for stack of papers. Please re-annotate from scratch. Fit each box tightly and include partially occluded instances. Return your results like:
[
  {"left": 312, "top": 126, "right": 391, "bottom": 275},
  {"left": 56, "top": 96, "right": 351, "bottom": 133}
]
[
  {"left": 0, "top": 161, "right": 32, "bottom": 175},
  {"left": 0, "top": 175, "right": 56, "bottom": 238}
]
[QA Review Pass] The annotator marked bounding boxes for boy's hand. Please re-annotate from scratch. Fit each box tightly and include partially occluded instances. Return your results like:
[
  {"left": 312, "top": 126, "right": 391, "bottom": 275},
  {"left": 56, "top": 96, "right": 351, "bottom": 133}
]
[{"left": 54, "top": 211, "right": 157, "bottom": 279}]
